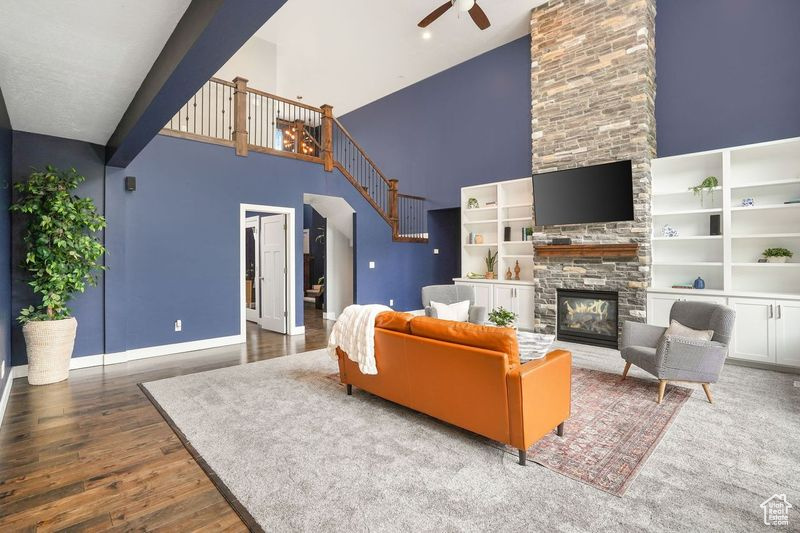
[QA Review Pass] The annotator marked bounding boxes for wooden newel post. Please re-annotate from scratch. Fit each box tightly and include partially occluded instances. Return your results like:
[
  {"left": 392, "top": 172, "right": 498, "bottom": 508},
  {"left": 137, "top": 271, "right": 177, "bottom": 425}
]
[
  {"left": 233, "top": 77, "right": 249, "bottom": 157},
  {"left": 388, "top": 179, "right": 399, "bottom": 230},
  {"left": 320, "top": 104, "right": 334, "bottom": 172}
]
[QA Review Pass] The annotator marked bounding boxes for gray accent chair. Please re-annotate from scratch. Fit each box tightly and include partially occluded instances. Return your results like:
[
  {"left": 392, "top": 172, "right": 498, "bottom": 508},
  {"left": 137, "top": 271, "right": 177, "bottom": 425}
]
[
  {"left": 620, "top": 300, "right": 735, "bottom": 404},
  {"left": 421, "top": 284, "right": 486, "bottom": 324}
]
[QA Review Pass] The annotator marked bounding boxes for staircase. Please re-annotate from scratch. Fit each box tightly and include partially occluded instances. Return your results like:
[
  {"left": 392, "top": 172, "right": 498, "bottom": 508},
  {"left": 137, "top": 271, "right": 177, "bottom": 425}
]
[{"left": 161, "top": 76, "right": 427, "bottom": 242}]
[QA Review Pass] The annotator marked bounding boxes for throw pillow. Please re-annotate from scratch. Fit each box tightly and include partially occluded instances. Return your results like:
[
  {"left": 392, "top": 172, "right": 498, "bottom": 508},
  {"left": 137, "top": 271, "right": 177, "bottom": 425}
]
[
  {"left": 430, "top": 300, "right": 471, "bottom": 322},
  {"left": 665, "top": 319, "right": 714, "bottom": 341}
]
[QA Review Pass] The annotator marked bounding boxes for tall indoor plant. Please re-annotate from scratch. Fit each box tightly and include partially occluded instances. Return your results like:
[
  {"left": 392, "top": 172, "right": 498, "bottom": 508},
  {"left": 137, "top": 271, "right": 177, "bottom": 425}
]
[{"left": 10, "top": 166, "right": 106, "bottom": 385}]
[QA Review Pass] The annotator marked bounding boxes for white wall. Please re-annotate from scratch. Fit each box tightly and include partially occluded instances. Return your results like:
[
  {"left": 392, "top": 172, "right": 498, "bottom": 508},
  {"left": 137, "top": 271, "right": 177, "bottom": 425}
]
[
  {"left": 215, "top": 36, "right": 277, "bottom": 92},
  {"left": 325, "top": 225, "right": 353, "bottom": 319}
]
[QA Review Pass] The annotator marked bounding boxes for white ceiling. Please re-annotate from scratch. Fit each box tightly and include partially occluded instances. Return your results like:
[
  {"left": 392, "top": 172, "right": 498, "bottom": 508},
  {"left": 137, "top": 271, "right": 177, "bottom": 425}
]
[
  {"left": 0, "top": 0, "right": 190, "bottom": 144},
  {"left": 257, "top": 0, "right": 544, "bottom": 115}
]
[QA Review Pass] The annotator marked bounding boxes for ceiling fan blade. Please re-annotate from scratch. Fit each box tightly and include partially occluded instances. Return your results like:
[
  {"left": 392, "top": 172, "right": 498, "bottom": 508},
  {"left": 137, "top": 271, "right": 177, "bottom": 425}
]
[
  {"left": 418, "top": 1, "right": 454, "bottom": 28},
  {"left": 468, "top": 3, "right": 491, "bottom": 30}
]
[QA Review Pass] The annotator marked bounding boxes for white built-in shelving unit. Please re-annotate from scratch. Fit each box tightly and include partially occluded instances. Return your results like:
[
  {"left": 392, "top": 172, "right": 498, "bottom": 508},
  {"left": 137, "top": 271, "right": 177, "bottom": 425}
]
[{"left": 650, "top": 136, "right": 800, "bottom": 368}]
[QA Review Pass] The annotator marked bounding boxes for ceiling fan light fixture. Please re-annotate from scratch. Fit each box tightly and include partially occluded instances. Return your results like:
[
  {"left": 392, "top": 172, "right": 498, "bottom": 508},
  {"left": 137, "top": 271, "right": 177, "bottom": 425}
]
[{"left": 455, "top": 0, "right": 475, "bottom": 13}]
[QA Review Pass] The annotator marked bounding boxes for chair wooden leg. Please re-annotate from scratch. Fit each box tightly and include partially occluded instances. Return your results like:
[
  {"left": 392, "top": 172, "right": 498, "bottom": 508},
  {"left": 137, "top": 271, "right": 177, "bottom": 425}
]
[
  {"left": 346, "top": 384, "right": 352, "bottom": 396},
  {"left": 702, "top": 383, "right": 713, "bottom": 404},
  {"left": 621, "top": 362, "right": 632, "bottom": 380},
  {"left": 657, "top": 380, "right": 668, "bottom": 404},
  {"left": 556, "top": 422, "right": 564, "bottom": 437},
  {"left": 518, "top": 449, "right": 527, "bottom": 466}
]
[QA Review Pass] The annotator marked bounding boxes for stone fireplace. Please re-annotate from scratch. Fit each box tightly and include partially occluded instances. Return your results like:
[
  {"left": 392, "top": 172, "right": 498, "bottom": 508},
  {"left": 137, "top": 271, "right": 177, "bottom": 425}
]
[
  {"left": 557, "top": 289, "right": 619, "bottom": 348},
  {"left": 530, "top": 0, "right": 656, "bottom": 342}
]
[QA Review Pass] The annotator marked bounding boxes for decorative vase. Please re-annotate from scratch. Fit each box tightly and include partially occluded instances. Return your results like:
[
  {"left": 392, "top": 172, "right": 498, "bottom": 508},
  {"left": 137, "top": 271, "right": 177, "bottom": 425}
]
[
  {"left": 767, "top": 257, "right": 788, "bottom": 263},
  {"left": 505, "top": 267, "right": 512, "bottom": 280},
  {"left": 475, "top": 234, "right": 484, "bottom": 244},
  {"left": 514, "top": 260, "right": 521, "bottom": 280},
  {"left": 22, "top": 317, "right": 77, "bottom": 385},
  {"left": 693, "top": 276, "right": 706, "bottom": 289},
  {"left": 485, "top": 272, "right": 495, "bottom": 279},
  {"left": 741, "top": 197, "right": 755, "bottom": 207},
  {"left": 662, "top": 224, "right": 679, "bottom": 238}
]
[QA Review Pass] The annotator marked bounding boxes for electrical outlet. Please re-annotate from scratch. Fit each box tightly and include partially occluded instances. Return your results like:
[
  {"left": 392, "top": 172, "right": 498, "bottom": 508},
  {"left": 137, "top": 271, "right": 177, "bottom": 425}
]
[
  {"left": 0, "top": 360, "right": 4, "bottom": 381},
  {"left": 369, "top": 261, "right": 375, "bottom": 269},
  {"left": 174, "top": 320, "right": 182, "bottom": 332},
  {"left": 433, "top": 248, "right": 439, "bottom": 255},
  {"left": 389, "top": 299, "right": 394, "bottom": 307}
]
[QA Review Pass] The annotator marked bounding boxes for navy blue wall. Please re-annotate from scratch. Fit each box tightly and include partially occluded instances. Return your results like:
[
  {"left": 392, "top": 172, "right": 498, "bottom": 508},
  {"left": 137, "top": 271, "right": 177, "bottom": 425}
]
[
  {"left": 103, "top": 134, "right": 457, "bottom": 353},
  {"left": 656, "top": 0, "right": 800, "bottom": 156},
  {"left": 340, "top": 36, "right": 532, "bottom": 208},
  {"left": 0, "top": 87, "right": 11, "bottom": 392},
  {"left": 10, "top": 132, "right": 106, "bottom": 366}
]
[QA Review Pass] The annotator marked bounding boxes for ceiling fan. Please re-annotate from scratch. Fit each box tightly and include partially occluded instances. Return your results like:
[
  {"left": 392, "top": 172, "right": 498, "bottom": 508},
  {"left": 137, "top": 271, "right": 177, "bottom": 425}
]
[{"left": 418, "top": 0, "right": 491, "bottom": 31}]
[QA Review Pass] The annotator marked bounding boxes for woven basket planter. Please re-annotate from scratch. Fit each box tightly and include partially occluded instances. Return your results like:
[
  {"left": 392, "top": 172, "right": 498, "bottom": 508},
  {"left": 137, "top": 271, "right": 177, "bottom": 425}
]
[{"left": 22, "top": 317, "right": 77, "bottom": 385}]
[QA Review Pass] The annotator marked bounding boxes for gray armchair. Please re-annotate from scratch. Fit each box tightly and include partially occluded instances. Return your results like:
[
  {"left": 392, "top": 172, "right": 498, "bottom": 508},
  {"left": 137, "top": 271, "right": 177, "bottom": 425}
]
[
  {"left": 421, "top": 284, "right": 486, "bottom": 324},
  {"left": 620, "top": 300, "right": 735, "bottom": 404}
]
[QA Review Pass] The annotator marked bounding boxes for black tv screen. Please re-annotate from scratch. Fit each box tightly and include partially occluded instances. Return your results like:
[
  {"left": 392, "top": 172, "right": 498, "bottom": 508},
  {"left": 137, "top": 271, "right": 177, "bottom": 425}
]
[{"left": 532, "top": 160, "right": 634, "bottom": 226}]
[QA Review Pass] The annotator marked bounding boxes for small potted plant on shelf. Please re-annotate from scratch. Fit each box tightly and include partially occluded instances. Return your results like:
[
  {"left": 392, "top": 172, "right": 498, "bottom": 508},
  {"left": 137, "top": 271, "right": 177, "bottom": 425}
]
[
  {"left": 10, "top": 166, "right": 106, "bottom": 385},
  {"left": 484, "top": 249, "right": 498, "bottom": 279},
  {"left": 467, "top": 197, "right": 479, "bottom": 209},
  {"left": 488, "top": 307, "right": 518, "bottom": 328},
  {"left": 688, "top": 176, "right": 719, "bottom": 207},
  {"left": 762, "top": 247, "right": 793, "bottom": 263}
]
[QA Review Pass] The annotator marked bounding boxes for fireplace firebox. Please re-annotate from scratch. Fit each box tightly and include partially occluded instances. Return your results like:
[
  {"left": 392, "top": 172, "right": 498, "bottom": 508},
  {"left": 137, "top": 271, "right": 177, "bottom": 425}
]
[{"left": 556, "top": 289, "right": 619, "bottom": 348}]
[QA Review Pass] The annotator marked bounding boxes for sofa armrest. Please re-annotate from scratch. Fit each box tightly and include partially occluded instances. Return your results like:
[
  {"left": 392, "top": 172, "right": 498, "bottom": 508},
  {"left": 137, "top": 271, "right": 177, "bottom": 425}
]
[
  {"left": 655, "top": 335, "right": 728, "bottom": 382},
  {"left": 424, "top": 306, "right": 437, "bottom": 318},
  {"left": 506, "top": 349, "right": 572, "bottom": 451},
  {"left": 468, "top": 305, "right": 487, "bottom": 324},
  {"left": 621, "top": 320, "right": 666, "bottom": 350}
]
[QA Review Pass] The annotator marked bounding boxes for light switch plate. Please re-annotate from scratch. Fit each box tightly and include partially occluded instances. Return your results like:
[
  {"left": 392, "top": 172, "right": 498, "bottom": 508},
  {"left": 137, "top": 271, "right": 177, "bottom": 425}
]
[
  {"left": 175, "top": 319, "right": 182, "bottom": 332},
  {"left": 389, "top": 299, "right": 394, "bottom": 306},
  {"left": 0, "top": 360, "right": 4, "bottom": 381},
  {"left": 369, "top": 261, "right": 375, "bottom": 269},
  {"left": 433, "top": 248, "right": 439, "bottom": 254}
]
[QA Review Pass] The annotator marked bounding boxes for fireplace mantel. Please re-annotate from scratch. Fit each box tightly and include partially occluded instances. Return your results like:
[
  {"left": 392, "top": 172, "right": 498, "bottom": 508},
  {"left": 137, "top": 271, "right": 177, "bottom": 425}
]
[{"left": 534, "top": 243, "right": 639, "bottom": 258}]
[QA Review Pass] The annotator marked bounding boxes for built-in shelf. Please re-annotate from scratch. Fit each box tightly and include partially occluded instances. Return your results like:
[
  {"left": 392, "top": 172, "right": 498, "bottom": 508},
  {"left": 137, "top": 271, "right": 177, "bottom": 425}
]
[
  {"left": 652, "top": 235, "right": 723, "bottom": 241},
  {"left": 652, "top": 262, "right": 723, "bottom": 267},
  {"left": 502, "top": 217, "right": 532, "bottom": 222},
  {"left": 503, "top": 203, "right": 532, "bottom": 209},
  {"left": 731, "top": 233, "right": 800, "bottom": 239},
  {"left": 653, "top": 186, "right": 722, "bottom": 197},
  {"left": 732, "top": 262, "right": 800, "bottom": 268},
  {"left": 462, "top": 219, "right": 497, "bottom": 225},
  {"left": 504, "top": 240, "right": 533, "bottom": 245},
  {"left": 730, "top": 178, "right": 800, "bottom": 189},
  {"left": 731, "top": 203, "right": 800, "bottom": 212},
  {"left": 464, "top": 243, "right": 497, "bottom": 247},
  {"left": 463, "top": 206, "right": 497, "bottom": 213},
  {"left": 534, "top": 243, "right": 639, "bottom": 258},
  {"left": 501, "top": 254, "right": 534, "bottom": 258},
  {"left": 653, "top": 207, "right": 722, "bottom": 216}
]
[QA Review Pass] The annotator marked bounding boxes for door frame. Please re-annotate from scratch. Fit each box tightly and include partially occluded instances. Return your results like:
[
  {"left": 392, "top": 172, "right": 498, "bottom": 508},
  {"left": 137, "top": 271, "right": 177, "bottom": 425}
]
[
  {"left": 244, "top": 215, "right": 260, "bottom": 323},
  {"left": 239, "top": 204, "right": 303, "bottom": 337}
]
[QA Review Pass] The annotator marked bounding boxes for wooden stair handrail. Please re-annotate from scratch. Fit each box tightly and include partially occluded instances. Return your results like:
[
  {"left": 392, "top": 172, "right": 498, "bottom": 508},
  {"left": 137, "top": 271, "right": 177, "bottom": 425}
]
[{"left": 246, "top": 86, "right": 324, "bottom": 114}]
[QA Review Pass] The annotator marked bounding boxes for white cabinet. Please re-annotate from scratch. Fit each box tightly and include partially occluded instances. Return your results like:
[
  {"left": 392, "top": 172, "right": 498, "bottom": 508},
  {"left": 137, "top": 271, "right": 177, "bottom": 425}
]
[
  {"left": 775, "top": 300, "right": 800, "bottom": 366},
  {"left": 493, "top": 284, "right": 535, "bottom": 331},
  {"left": 454, "top": 281, "right": 493, "bottom": 311},
  {"left": 728, "top": 298, "right": 800, "bottom": 366},
  {"left": 729, "top": 298, "right": 775, "bottom": 363},
  {"left": 647, "top": 293, "right": 727, "bottom": 327}
]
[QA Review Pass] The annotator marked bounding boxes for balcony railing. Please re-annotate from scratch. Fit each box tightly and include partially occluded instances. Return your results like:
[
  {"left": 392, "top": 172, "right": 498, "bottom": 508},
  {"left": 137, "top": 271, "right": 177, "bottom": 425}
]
[{"left": 162, "top": 77, "right": 426, "bottom": 242}]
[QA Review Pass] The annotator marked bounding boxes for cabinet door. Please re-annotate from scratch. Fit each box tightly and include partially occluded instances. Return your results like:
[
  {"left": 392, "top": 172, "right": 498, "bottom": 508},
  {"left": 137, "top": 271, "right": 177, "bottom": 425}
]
[
  {"left": 493, "top": 285, "right": 514, "bottom": 313},
  {"left": 775, "top": 300, "right": 800, "bottom": 367},
  {"left": 471, "top": 283, "right": 493, "bottom": 312},
  {"left": 728, "top": 298, "right": 776, "bottom": 363},
  {"left": 647, "top": 294, "right": 680, "bottom": 327},
  {"left": 514, "top": 286, "right": 535, "bottom": 331}
]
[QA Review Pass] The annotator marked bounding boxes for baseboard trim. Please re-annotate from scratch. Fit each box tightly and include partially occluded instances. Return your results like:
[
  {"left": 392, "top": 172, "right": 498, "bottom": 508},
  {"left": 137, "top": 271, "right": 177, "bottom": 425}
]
[
  {"left": 11, "top": 335, "right": 246, "bottom": 378},
  {"left": 289, "top": 325, "right": 305, "bottom": 336},
  {"left": 322, "top": 312, "right": 337, "bottom": 321},
  {"left": 0, "top": 372, "right": 14, "bottom": 428}
]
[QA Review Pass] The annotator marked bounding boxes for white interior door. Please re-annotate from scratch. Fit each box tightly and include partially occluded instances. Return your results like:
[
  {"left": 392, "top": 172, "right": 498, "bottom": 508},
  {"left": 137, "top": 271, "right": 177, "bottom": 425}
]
[
  {"left": 244, "top": 216, "right": 260, "bottom": 322},
  {"left": 259, "top": 215, "right": 287, "bottom": 333}
]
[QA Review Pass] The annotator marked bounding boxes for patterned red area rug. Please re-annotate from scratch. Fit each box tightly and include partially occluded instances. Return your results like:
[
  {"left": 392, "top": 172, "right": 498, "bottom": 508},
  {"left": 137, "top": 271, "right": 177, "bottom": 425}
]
[{"left": 513, "top": 367, "right": 691, "bottom": 496}]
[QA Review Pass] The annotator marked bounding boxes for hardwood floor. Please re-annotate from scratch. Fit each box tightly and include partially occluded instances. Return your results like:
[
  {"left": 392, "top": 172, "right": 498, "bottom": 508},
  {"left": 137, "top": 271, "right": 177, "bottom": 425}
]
[{"left": 0, "top": 305, "right": 334, "bottom": 531}]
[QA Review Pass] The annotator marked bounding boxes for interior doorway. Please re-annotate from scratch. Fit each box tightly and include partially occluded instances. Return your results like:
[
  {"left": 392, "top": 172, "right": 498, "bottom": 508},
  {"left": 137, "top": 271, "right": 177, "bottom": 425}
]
[{"left": 240, "top": 204, "right": 298, "bottom": 337}]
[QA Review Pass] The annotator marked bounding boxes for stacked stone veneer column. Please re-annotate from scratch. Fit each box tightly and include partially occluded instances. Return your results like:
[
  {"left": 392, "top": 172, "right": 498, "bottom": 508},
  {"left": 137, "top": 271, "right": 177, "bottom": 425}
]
[{"left": 530, "top": 0, "right": 656, "bottom": 336}]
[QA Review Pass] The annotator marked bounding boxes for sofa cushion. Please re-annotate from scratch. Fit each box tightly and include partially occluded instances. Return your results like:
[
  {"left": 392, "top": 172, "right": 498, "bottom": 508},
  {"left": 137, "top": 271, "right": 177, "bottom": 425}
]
[
  {"left": 375, "top": 311, "right": 415, "bottom": 334},
  {"left": 409, "top": 316, "right": 519, "bottom": 366}
]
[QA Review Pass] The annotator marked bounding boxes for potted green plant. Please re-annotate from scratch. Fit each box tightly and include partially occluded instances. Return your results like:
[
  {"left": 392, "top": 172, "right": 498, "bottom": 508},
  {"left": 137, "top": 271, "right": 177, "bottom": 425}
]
[
  {"left": 488, "top": 306, "right": 518, "bottom": 328},
  {"left": 688, "top": 176, "right": 719, "bottom": 207},
  {"left": 10, "top": 166, "right": 106, "bottom": 385},
  {"left": 484, "top": 249, "right": 498, "bottom": 279},
  {"left": 466, "top": 197, "right": 479, "bottom": 209},
  {"left": 762, "top": 247, "right": 793, "bottom": 263}
]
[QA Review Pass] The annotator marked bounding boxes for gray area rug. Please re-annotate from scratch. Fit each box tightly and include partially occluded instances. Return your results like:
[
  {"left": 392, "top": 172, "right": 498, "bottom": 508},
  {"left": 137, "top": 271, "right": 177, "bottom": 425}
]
[{"left": 142, "top": 343, "right": 800, "bottom": 532}]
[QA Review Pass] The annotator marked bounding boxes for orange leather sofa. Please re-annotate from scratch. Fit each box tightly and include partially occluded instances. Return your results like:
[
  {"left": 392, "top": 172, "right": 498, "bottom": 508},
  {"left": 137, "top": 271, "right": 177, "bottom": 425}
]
[{"left": 336, "top": 313, "right": 572, "bottom": 465}]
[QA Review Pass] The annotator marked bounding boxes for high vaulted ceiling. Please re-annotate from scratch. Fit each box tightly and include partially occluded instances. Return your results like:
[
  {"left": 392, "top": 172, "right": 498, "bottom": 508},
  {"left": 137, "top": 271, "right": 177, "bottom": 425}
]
[
  {"left": 257, "top": 0, "right": 544, "bottom": 115},
  {"left": 0, "top": 0, "right": 190, "bottom": 144}
]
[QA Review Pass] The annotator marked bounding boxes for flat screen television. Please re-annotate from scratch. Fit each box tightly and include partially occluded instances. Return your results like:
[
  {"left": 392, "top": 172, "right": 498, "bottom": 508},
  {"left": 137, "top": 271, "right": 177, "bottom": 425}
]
[{"left": 532, "top": 160, "right": 634, "bottom": 226}]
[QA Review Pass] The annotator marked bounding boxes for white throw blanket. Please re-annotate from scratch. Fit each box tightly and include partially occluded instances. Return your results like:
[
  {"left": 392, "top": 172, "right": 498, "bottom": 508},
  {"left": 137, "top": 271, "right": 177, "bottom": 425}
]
[{"left": 327, "top": 304, "right": 392, "bottom": 375}]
